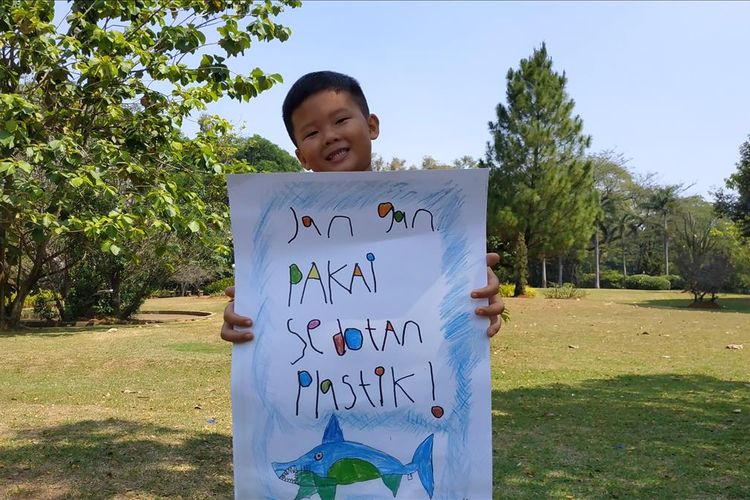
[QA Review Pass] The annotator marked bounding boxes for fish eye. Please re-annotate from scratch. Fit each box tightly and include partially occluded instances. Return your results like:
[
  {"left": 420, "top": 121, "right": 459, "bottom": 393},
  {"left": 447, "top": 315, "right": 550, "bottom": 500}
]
[{"left": 314, "top": 452, "right": 323, "bottom": 461}]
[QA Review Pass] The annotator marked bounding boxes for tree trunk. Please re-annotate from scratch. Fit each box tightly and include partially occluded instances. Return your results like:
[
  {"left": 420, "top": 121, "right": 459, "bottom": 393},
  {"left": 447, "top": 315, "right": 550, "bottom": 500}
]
[
  {"left": 621, "top": 226, "right": 627, "bottom": 276},
  {"left": 111, "top": 270, "right": 122, "bottom": 318},
  {"left": 4, "top": 237, "right": 48, "bottom": 329},
  {"left": 541, "top": 257, "right": 547, "bottom": 288},
  {"left": 557, "top": 256, "right": 563, "bottom": 285},
  {"left": 594, "top": 232, "right": 600, "bottom": 289},
  {"left": 664, "top": 215, "right": 669, "bottom": 275}
]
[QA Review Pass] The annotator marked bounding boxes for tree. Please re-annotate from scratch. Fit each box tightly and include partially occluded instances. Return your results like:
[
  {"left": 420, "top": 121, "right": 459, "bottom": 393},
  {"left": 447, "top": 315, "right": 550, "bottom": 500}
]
[
  {"left": 589, "top": 151, "right": 641, "bottom": 286},
  {"left": 512, "top": 233, "right": 528, "bottom": 296},
  {"left": 421, "top": 156, "right": 451, "bottom": 170},
  {"left": 235, "top": 134, "right": 301, "bottom": 173},
  {"left": 674, "top": 214, "right": 733, "bottom": 304},
  {"left": 484, "top": 43, "right": 596, "bottom": 294},
  {"left": 643, "top": 184, "right": 683, "bottom": 275},
  {"left": 452, "top": 155, "right": 478, "bottom": 170},
  {"left": 715, "top": 135, "right": 750, "bottom": 237},
  {"left": 371, "top": 154, "right": 407, "bottom": 172},
  {"left": 0, "top": 0, "right": 299, "bottom": 329}
]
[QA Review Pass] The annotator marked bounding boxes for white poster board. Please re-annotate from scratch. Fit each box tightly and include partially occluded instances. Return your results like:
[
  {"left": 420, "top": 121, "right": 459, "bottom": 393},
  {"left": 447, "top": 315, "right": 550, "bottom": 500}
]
[{"left": 228, "top": 169, "right": 491, "bottom": 499}]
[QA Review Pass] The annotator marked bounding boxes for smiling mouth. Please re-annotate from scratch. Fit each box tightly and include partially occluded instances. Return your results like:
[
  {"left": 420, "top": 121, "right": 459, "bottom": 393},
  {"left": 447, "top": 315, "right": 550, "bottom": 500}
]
[{"left": 326, "top": 148, "right": 349, "bottom": 162}]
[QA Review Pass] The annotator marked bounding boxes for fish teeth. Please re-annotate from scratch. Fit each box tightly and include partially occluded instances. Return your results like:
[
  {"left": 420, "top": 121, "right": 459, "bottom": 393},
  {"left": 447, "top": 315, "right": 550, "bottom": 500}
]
[{"left": 280, "top": 466, "right": 298, "bottom": 483}]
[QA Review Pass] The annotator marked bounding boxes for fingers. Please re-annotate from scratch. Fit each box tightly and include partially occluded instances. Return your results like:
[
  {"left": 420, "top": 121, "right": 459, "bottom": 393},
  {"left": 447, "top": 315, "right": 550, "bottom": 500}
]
[
  {"left": 220, "top": 300, "right": 254, "bottom": 343},
  {"left": 471, "top": 264, "right": 500, "bottom": 299},
  {"left": 483, "top": 294, "right": 505, "bottom": 337},
  {"left": 473, "top": 254, "right": 504, "bottom": 337},
  {"left": 225, "top": 286, "right": 235, "bottom": 299},
  {"left": 221, "top": 321, "right": 254, "bottom": 343},
  {"left": 486, "top": 252, "right": 500, "bottom": 268}
]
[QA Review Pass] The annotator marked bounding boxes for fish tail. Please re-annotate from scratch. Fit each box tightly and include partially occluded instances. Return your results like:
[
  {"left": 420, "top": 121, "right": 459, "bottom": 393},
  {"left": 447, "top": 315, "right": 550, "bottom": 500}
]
[{"left": 411, "top": 434, "right": 434, "bottom": 498}]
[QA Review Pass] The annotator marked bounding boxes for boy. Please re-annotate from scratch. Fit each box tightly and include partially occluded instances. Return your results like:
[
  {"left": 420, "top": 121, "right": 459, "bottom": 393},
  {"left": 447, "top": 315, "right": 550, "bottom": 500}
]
[{"left": 220, "top": 71, "right": 504, "bottom": 342}]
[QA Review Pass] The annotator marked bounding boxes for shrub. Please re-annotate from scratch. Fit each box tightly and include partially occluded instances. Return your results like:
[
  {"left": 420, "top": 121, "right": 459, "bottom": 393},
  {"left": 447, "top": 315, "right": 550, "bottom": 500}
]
[
  {"left": 149, "top": 289, "right": 177, "bottom": 298},
  {"left": 600, "top": 270, "right": 625, "bottom": 289},
  {"left": 31, "top": 289, "right": 58, "bottom": 321},
  {"left": 205, "top": 277, "right": 234, "bottom": 296},
  {"left": 577, "top": 270, "right": 623, "bottom": 288},
  {"left": 661, "top": 274, "right": 685, "bottom": 290},
  {"left": 578, "top": 273, "right": 595, "bottom": 288},
  {"left": 498, "top": 283, "right": 536, "bottom": 298},
  {"left": 544, "top": 283, "right": 586, "bottom": 299},
  {"left": 624, "top": 274, "right": 671, "bottom": 290}
]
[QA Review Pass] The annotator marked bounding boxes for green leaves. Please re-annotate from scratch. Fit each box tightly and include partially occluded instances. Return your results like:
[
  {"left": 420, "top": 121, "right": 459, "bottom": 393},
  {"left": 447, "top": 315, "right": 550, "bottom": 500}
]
[
  {"left": 486, "top": 44, "right": 597, "bottom": 293},
  {"left": 1, "top": 0, "right": 300, "bottom": 328}
]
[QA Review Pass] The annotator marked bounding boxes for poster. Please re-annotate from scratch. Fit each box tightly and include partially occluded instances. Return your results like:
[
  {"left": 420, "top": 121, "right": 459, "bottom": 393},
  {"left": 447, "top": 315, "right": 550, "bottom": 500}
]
[{"left": 228, "top": 169, "right": 491, "bottom": 499}]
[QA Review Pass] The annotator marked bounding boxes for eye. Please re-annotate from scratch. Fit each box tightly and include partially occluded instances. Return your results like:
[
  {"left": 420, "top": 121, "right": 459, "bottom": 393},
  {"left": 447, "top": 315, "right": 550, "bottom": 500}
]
[
  {"left": 304, "top": 130, "right": 318, "bottom": 139},
  {"left": 314, "top": 452, "right": 323, "bottom": 461},
  {"left": 336, "top": 117, "right": 350, "bottom": 125}
]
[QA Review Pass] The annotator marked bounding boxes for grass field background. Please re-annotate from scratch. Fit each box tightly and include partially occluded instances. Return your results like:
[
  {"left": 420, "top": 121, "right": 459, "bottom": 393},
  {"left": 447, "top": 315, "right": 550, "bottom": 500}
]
[{"left": 1, "top": 290, "right": 748, "bottom": 498}]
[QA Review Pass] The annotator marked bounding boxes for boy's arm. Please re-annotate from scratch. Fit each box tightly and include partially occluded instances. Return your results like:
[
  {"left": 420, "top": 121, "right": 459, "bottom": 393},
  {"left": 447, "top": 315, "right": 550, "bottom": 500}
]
[
  {"left": 220, "top": 286, "right": 254, "bottom": 343},
  {"left": 471, "top": 253, "right": 504, "bottom": 337}
]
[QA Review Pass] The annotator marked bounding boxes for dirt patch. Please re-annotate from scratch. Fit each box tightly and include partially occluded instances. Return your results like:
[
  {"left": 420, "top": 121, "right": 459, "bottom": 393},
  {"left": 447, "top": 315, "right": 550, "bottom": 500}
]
[
  {"left": 19, "top": 311, "right": 213, "bottom": 328},
  {"left": 133, "top": 310, "right": 213, "bottom": 323}
]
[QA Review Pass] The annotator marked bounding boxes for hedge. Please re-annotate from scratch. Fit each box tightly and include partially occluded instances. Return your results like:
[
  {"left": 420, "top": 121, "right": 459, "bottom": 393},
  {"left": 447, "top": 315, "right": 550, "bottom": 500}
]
[{"left": 624, "top": 274, "right": 671, "bottom": 290}]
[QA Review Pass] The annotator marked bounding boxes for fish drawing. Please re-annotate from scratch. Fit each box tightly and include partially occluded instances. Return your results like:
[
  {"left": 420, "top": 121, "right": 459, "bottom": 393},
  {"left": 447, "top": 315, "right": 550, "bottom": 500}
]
[{"left": 272, "top": 414, "right": 434, "bottom": 500}]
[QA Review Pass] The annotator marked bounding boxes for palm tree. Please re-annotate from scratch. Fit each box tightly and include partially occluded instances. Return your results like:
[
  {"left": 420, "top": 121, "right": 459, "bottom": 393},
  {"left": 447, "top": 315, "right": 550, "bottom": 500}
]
[{"left": 643, "top": 185, "right": 682, "bottom": 275}]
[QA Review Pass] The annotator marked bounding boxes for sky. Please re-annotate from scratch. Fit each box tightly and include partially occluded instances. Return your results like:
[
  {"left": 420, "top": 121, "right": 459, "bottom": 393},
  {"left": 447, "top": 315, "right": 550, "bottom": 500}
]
[
  {"left": 59, "top": 1, "right": 750, "bottom": 198},
  {"left": 183, "top": 1, "right": 750, "bottom": 199}
]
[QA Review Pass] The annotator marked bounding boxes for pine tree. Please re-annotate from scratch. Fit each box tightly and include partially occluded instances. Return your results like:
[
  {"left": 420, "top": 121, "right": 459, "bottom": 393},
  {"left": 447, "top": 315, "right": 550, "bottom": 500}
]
[{"left": 485, "top": 43, "right": 596, "bottom": 294}]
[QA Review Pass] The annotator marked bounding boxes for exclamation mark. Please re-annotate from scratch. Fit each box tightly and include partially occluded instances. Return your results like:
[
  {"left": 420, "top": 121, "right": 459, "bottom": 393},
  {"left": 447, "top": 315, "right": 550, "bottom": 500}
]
[{"left": 429, "top": 361, "right": 444, "bottom": 418}]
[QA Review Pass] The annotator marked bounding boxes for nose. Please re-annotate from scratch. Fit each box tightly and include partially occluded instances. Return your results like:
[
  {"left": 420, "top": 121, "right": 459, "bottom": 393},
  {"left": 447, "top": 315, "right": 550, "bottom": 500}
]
[{"left": 322, "top": 125, "right": 340, "bottom": 145}]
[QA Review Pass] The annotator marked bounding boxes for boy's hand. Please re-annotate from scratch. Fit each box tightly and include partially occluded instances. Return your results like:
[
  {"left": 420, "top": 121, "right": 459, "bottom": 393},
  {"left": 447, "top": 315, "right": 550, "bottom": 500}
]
[
  {"left": 471, "top": 253, "right": 505, "bottom": 338},
  {"left": 220, "top": 286, "right": 255, "bottom": 343},
  {"left": 221, "top": 253, "right": 504, "bottom": 342}
]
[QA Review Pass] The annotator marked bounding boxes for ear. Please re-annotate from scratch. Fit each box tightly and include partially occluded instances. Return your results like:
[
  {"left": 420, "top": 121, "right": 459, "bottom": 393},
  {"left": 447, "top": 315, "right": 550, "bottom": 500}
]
[
  {"left": 295, "top": 148, "right": 309, "bottom": 169},
  {"left": 368, "top": 114, "right": 380, "bottom": 140}
]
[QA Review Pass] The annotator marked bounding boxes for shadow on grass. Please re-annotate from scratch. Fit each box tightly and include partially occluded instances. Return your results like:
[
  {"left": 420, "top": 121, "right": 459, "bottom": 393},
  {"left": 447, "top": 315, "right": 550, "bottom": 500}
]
[
  {"left": 3, "top": 376, "right": 748, "bottom": 498},
  {"left": 492, "top": 374, "right": 750, "bottom": 499},
  {"left": 634, "top": 296, "right": 750, "bottom": 314},
  {"left": 0, "top": 419, "right": 233, "bottom": 498}
]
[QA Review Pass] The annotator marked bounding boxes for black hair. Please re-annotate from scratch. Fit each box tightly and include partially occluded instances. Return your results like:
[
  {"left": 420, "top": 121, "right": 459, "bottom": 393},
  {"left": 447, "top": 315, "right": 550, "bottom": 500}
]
[{"left": 282, "top": 71, "right": 370, "bottom": 146}]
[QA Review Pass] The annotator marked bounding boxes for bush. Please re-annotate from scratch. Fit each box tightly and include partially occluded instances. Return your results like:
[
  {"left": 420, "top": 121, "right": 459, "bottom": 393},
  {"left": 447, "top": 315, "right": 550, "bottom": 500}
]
[
  {"left": 31, "top": 289, "right": 58, "bottom": 321},
  {"left": 205, "top": 277, "right": 234, "bottom": 296},
  {"left": 544, "top": 283, "right": 586, "bottom": 299},
  {"left": 661, "top": 274, "right": 685, "bottom": 290},
  {"left": 601, "top": 270, "right": 625, "bottom": 289},
  {"left": 624, "top": 274, "right": 671, "bottom": 290},
  {"left": 498, "top": 283, "right": 536, "bottom": 298},
  {"left": 578, "top": 273, "right": 595, "bottom": 288},
  {"left": 578, "top": 270, "right": 623, "bottom": 288},
  {"left": 149, "top": 289, "right": 176, "bottom": 298}
]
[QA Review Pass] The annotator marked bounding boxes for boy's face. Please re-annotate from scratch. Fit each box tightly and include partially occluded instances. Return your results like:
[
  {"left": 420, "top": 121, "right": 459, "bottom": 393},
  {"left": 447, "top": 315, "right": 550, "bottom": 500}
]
[{"left": 291, "top": 90, "right": 380, "bottom": 172}]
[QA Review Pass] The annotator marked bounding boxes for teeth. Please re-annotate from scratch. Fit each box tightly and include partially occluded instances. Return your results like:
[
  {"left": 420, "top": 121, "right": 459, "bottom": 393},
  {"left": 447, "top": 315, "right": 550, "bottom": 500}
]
[
  {"left": 327, "top": 149, "right": 347, "bottom": 161},
  {"left": 280, "top": 467, "right": 298, "bottom": 484}
]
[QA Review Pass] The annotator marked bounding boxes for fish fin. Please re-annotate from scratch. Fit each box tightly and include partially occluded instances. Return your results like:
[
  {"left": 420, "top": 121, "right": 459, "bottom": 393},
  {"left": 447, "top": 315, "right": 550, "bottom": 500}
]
[
  {"left": 316, "top": 483, "right": 337, "bottom": 500},
  {"left": 382, "top": 474, "right": 402, "bottom": 497},
  {"left": 411, "top": 434, "right": 434, "bottom": 498},
  {"left": 322, "top": 414, "right": 344, "bottom": 443},
  {"left": 293, "top": 483, "right": 317, "bottom": 500},
  {"left": 313, "top": 474, "right": 337, "bottom": 500}
]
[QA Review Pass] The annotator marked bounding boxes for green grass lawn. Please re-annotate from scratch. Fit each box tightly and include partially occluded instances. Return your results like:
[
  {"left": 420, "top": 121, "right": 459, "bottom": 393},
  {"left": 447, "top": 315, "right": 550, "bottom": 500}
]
[{"left": 1, "top": 290, "right": 748, "bottom": 498}]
